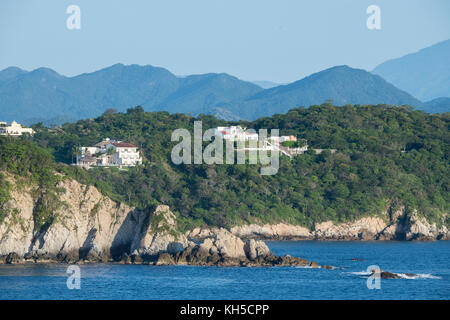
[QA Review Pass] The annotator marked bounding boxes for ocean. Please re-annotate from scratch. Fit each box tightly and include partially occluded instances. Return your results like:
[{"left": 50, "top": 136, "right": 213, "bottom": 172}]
[{"left": 0, "top": 241, "right": 448, "bottom": 300}]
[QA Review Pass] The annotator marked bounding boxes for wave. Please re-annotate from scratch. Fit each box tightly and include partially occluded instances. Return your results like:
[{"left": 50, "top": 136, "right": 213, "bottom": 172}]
[
  {"left": 347, "top": 271, "right": 371, "bottom": 276},
  {"left": 345, "top": 271, "right": 441, "bottom": 279},
  {"left": 294, "top": 265, "right": 314, "bottom": 269},
  {"left": 396, "top": 273, "right": 441, "bottom": 280}
]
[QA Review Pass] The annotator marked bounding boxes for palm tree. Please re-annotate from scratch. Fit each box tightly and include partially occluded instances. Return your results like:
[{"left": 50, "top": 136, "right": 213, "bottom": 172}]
[{"left": 71, "top": 145, "right": 81, "bottom": 165}]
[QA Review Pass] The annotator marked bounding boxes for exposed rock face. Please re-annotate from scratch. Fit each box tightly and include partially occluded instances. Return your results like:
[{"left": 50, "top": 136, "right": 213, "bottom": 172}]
[
  {"left": 191, "top": 208, "right": 448, "bottom": 241},
  {"left": 376, "top": 209, "right": 448, "bottom": 241},
  {"left": 0, "top": 174, "right": 448, "bottom": 267},
  {"left": 230, "top": 223, "right": 311, "bottom": 240},
  {"left": 0, "top": 177, "right": 191, "bottom": 264},
  {"left": 129, "top": 204, "right": 192, "bottom": 258},
  {"left": 314, "top": 217, "right": 387, "bottom": 240},
  {"left": 0, "top": 176, "right": 318, "bottom": 267}
]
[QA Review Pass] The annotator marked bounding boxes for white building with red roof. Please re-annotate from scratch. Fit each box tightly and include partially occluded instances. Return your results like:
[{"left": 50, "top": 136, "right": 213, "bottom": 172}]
[
  {"left": 106, "top": 141, "right": 142, "bottom": 166},
  {"left": 76, "top": 138, "right": 142, "bottom": 168}
]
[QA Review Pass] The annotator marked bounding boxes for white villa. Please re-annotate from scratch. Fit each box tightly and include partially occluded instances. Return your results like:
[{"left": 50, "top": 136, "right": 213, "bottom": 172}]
[
  {"left": 77, "top": 138, "right": 142, "bottom": 169},
  {"left": 107, "top": 141, "right": 142, "bottom": 166},
  {"left": 213, "top": 126, "right": 308, "bottom": 158},
  {"left": 0, "top": 121, "right": 35, "bottom": 136},
  {"left": 214, "top": 126, "right": 258, "bottom": 141}
]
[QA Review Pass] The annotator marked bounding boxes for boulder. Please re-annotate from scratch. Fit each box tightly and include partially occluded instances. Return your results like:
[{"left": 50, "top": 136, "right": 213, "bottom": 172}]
[
  {"left": 119, "top": 253, "right": 131, "bottom": 264},
  {"left": 213, "top": 229, "right": 246, "bottom": 259},
  {"left": 199, "top": 238, "right": 216, "bottom": 254},
  {"left": 321, "top": 265, "right": 334, "bottom": 270},
  {"left": 379, "top": 271, "right": 401, "bottom": 279},
  {"left": 167, "top": 242, "right": 185, "bottom": 254},
  {"left": 130, "top": 252, "right": 143, "bottom": 264},
  {"left": 244, "top": 239, "right": 270, "bottom": 261},
  {"left": 176, "top": 245, "right": 197, "bottom": 264},
  {"left": 56, "top": 250, "right": 79, "bottom": 264},
  {"left": 5, "top": 252, "right": 20, "bottom": 264},
  {"left": 155, "top": 252, "right": 175, "bottom": 265},
  {"left": 130, "top": 205, "right": 192, "bottom": 257}
]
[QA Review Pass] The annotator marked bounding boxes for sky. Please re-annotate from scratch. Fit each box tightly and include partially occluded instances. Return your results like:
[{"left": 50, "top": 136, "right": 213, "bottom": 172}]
[{"left": 0, "top": 0, "right": 449, "bottom": 83}]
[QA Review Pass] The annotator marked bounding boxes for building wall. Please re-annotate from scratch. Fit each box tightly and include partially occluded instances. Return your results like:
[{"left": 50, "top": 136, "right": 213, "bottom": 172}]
[{"left": 0, "top": 122, "right": 34, "bottom": 136}]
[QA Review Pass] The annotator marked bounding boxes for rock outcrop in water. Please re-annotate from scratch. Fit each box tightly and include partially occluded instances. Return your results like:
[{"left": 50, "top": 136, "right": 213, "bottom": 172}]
[
  {"left": 370, "top": 270, "right": 419, "bottom": 279},
  {"left": 152, "top": 228, "right": 318, "bottom": 267}
]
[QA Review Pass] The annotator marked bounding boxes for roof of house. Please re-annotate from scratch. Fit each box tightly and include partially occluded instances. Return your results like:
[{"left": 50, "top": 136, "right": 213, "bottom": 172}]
[{"left": 94, "top": 139, "right": 113, "bottom": 148}]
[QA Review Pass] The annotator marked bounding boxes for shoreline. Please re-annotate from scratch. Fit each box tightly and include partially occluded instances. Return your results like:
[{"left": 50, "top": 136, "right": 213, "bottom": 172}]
[
  {"left": 2, "top": 238, "right": 448, "bottom": 266},
  {"left": 1, "top": 178, "right": 448, "bottom": 267}
]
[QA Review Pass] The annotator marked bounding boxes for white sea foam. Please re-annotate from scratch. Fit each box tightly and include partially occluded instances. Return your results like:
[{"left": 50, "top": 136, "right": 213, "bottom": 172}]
[
  {"left": 396, "top": 273, "right": 441, "bottom": 280},
  {"left": 345, "top": 271, "right": 441, "bottom": 279},
  {"left": 346, "top": 271, "right": 371, "bottom": 276}
]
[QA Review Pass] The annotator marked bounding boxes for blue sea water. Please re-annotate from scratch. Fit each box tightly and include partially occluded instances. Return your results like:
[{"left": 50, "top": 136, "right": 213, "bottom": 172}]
[{"left": 0, "top": 241, "right": 449, "bottom": 300}]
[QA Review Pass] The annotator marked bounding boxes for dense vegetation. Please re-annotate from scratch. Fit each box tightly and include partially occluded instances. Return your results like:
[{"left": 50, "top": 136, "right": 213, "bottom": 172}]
[
  {"left": 0, "top": 138, "right": 64, "bottom": 226},
  {"left": 1, "top": 104, "right": 449, "bottom": 230}
]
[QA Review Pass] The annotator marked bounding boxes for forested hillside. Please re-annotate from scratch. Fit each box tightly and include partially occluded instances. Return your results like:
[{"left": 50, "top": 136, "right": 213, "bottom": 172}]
[{"left": 1, "top": 104, "right": 449, "bottom": 230}]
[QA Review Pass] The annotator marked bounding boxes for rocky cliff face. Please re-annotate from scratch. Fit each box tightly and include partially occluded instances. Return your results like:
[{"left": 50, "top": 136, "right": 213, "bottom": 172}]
[
  {"left": 192, "top": 207, "right": 449, "bottom": 241},
  {"left": 0, "top": 175, "right": 448, "bottom": 265},
  {"left": 0, "top": 176, "right": 194, "bottom": 264},
  {"left": 0, "top": 176, "right": 320, "bottom": 267}
]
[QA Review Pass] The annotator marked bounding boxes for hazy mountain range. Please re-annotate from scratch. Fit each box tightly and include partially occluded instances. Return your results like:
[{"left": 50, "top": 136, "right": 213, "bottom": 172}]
[
  {"left": 373, "top": 39, "right": 450, "bottom": 101},
  {"left": 224, "top": 65, "right": 423, "bottom": 120},
  {"left": 0, "top": 39, "right": 448, "bottom": 124}
]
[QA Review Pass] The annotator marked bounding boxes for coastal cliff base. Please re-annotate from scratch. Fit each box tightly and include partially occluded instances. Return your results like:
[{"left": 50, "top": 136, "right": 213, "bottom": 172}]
[{"left": 0, "top": 176, "right": 448, "bottom": 266}]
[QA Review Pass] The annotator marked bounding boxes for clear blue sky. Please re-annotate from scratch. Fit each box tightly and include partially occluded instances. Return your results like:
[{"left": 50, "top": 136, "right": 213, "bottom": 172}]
[{"left": 1, "top": 0, "right": 449, "bottom": 83}]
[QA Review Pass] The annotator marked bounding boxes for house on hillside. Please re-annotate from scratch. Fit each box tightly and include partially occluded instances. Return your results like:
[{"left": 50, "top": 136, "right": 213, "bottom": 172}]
[
  {"left": 106, "top": 141, "right": 142, "bottom": 166},
  {"left": 76, "top": 138, "right": 142, "bottom": 169},
  {"left": 268, "top": 135, "right": 297, "bottom": 144},
  {"left": 214, "top": 126, "right": 258, "bottom": 141},
  {"left": 0, "top": 121, "right": 35, "bottom": 136},
  {"left": 213, "top": 126, "right": 312, "bottom": 158}
]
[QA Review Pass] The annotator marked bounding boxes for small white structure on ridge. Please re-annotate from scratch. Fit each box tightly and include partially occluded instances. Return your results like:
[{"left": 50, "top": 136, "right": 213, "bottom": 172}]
[{"left": 0, "top": 121, "right": 35, "bottom": 136}]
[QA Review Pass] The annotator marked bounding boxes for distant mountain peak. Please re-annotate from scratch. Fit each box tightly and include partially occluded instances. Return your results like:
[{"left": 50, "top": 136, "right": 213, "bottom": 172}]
[
  {"left": 0, "top": 66, "right": 28, "bottom": 83},
  {"left": 373, "top": 38, "right": 450, "bottom": 101},
  {"left": 30, "top": 67, "right": 64, "bottom": 77},
  {"left": 0, "top": 66, "right": 26, "bottom": 73},
  {"left": 234, "top": 65, "right": 423, "bottom": 119}
]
